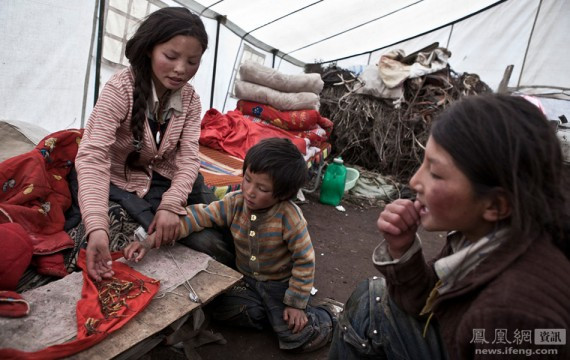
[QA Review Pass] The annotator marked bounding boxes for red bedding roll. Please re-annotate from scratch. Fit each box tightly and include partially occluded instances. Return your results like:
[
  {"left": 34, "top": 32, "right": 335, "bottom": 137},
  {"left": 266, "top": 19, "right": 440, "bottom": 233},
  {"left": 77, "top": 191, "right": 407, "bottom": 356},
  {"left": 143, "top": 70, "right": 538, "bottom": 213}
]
[{"left": 237, "top": 100, "right": 321, "bottom": 131}]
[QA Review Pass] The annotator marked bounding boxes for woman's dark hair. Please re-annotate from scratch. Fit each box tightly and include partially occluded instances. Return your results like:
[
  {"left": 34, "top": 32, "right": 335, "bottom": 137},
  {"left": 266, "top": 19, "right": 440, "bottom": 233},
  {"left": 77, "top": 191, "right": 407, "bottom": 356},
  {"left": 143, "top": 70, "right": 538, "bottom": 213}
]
[
  {"left": 123, "top": 7, "right": 208, "bottom": 174},
  {"left": 243, "top": 138, "right": 308, "bottom": 200},
  {"left": 431, "top": 94, "right": 569, "bottom": 257}
]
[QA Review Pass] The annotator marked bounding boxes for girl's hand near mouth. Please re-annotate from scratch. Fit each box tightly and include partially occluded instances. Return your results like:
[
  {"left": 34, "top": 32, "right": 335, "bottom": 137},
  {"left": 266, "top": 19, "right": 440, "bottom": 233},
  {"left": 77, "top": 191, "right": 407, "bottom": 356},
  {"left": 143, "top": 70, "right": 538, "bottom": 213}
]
[{"left": 376, "top": 198, "right": 421, "bottom": 259}]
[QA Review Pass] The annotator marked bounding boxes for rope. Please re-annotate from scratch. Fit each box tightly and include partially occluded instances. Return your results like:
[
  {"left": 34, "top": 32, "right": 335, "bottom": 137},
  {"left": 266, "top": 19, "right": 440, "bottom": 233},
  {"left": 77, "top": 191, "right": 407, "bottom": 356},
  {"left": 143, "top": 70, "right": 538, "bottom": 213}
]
[
  {"left": 166, "top": 248, "right": 201, "bottom": 303},
  {"left": 153, "top": 249, "right": 241, "bottom": 302}
]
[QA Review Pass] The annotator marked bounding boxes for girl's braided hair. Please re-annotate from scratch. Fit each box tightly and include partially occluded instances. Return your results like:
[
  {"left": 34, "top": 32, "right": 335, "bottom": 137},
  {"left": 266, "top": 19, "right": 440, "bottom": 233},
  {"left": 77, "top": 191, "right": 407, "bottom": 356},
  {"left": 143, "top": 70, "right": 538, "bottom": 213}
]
[{"left": 123, "top": 7, "right": 207, "bottom": 175}]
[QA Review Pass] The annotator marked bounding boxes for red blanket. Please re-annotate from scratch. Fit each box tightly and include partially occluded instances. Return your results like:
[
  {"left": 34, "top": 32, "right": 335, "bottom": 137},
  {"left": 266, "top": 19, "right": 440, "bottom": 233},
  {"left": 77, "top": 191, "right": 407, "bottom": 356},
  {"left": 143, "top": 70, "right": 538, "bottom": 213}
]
[
  {"left": 0, "top": 129, "right": 83, "bottom": 278},
  {"left": 237, "top": 100, "right": 334, "bottom": 133},
  {"left": 237, "top": 99, "right": 320, "bottom": 130},
  {"left": 200, "top": 108, "right": 308, "bottom": 159}
]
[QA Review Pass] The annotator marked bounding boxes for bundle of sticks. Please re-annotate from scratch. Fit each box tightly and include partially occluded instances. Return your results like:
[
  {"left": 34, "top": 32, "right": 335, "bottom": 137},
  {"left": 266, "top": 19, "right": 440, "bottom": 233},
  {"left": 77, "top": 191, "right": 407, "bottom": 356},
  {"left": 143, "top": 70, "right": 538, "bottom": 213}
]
[{"left": 315, "top": 64, "right": 492, "bottom": 185}]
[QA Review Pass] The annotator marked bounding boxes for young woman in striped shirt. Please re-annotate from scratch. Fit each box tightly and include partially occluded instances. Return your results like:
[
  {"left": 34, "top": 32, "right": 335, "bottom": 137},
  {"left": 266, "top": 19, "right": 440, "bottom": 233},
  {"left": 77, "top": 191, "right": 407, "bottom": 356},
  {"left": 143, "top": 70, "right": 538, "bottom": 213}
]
[{"left": 76, "top": 7, "right": 232, "bottom": 281}]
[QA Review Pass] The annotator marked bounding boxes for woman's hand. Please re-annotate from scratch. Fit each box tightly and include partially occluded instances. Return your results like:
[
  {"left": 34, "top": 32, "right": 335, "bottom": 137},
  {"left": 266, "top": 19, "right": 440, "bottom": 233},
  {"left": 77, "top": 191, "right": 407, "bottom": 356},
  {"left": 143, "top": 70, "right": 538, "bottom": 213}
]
[
  {"left": 86, "top": 229, "right": 114, "bottom": 281},
  {"left": 283, "top": 306, "right": 308, "bottom": 334},
  {"left": 148, "top": 209, "right": 180, "bottom": 247},
  {"left": 376, "top": 199, "right": 421, "bottom": 259}
]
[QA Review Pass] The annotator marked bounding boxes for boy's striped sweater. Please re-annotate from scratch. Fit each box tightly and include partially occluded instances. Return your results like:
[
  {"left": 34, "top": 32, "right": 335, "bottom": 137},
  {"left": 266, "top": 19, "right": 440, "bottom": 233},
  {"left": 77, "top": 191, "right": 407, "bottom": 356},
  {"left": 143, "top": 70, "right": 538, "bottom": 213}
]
[{"left": 180, "top": 191, "right": 315, "bottom": 309}]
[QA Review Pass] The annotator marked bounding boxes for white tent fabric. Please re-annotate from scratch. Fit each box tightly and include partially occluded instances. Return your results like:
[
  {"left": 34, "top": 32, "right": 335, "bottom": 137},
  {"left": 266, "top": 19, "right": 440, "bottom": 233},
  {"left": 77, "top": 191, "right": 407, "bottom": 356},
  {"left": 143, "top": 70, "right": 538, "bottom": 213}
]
[
  {"left": 520, "top": 0, "right": 569, "bottom": 90},
  {"left": 0, "top": 0, "right": 568, "bottom": 133},
  {"left": 185, "top": 0, "right": 499, "bottom": 64},
  {"left": 0, "top": 1, "right": 96, "bottom": 132}
]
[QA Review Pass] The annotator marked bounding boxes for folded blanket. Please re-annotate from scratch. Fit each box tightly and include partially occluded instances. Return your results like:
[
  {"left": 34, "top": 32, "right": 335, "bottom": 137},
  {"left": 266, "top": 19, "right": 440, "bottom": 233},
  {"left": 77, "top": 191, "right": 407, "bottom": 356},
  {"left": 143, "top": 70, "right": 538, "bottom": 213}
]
[
  {"left": 239, "top": 60, "right": 324, "bottom": 94},
  {"left": 234, "top": 80, "right": 320, "bottom": 111}
]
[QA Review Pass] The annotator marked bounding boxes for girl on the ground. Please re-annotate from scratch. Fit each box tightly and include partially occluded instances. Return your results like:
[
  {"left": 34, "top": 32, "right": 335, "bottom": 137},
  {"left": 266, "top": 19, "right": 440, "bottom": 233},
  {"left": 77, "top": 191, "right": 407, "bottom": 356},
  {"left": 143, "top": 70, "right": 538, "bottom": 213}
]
[
  {"left": 329, "top": 94, "right": 569, "bottom": 359},
  {"left": 76, "top": 7, "right": 233, "bottom": 281}
]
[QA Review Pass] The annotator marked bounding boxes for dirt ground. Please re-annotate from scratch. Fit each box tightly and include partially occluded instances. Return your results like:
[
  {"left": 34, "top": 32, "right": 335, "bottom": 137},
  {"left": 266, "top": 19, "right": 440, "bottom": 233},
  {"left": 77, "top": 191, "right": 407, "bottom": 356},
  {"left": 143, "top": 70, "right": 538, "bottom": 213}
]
[{"left": 145, "top": 191, "right": 446, "bottom": 360}]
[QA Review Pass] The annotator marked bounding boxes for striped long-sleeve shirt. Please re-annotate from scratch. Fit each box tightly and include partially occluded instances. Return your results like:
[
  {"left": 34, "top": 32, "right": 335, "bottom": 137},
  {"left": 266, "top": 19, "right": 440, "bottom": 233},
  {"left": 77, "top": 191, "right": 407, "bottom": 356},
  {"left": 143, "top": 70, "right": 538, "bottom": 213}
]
[
  {"left": 180, "top": 191, "right": 315, "bottom": 309},
  {"left": 75, "top": 67, "right": 202, "bottom": 237}
]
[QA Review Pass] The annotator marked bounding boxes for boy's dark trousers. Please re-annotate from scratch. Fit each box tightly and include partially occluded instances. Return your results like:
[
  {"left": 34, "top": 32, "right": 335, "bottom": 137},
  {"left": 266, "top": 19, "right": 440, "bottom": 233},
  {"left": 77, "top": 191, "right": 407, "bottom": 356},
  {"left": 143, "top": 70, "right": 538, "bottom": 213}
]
[{"left": 209, "top": 275, "right": 335, "bottom": 352}]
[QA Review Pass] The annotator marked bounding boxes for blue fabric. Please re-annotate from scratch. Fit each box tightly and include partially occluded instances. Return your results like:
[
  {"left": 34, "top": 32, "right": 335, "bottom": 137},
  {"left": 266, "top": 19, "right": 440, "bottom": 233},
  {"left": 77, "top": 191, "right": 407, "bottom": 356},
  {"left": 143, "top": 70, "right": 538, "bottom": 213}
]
[
  {"left": 328, "top": 276, "right": 448, "bottom": 360},
  {"left": 211, "top": 275, "right": 335, "bottom": 352}
]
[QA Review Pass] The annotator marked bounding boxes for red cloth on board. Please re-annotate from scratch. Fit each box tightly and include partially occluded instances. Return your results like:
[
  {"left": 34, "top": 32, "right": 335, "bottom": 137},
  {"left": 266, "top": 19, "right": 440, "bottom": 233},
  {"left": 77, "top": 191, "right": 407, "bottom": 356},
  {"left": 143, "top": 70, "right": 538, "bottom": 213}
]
[
  {"left": 0, "top": 250, "right": 160, "bottom": 359},
  {"left": 200, "top": 108, "right": 307, "bottom": 159}
]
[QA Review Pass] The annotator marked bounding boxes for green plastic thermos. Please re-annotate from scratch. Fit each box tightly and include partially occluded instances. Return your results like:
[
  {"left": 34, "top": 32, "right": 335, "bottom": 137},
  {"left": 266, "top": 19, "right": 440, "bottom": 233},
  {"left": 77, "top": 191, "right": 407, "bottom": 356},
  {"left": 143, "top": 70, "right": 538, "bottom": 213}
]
[{"left": 319, "top": 157, "right": 347, "bottom": 206}]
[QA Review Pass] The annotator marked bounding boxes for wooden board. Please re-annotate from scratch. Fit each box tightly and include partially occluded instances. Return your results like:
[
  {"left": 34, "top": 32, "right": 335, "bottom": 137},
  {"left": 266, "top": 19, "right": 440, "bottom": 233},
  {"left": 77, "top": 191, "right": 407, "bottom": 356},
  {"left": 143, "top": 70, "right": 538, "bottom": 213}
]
[{"left": 0, "top": 245, "right": 242, "bottom": 359}]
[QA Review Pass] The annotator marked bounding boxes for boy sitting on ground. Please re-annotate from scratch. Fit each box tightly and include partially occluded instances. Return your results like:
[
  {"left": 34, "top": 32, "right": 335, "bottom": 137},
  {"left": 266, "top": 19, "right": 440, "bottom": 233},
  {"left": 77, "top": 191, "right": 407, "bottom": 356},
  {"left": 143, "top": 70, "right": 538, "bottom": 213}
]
[{"left": 124, "top": 137, "right": 342, "bottom": 353}]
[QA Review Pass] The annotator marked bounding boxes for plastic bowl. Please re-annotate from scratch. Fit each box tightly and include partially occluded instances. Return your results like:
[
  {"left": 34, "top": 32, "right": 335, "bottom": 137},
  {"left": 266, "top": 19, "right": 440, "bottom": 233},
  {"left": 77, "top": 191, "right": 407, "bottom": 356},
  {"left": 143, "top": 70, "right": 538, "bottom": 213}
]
[{"left": 344, "top": 167, "right": 360, "bottom": 192}]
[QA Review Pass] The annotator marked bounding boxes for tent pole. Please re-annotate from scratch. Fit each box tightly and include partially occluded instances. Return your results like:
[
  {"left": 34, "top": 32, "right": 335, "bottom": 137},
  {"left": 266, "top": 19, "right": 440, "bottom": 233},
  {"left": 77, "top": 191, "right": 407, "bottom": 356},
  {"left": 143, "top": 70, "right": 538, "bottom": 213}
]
[
  {"left": 517, "top": 0, "right": 543, "bottom": 88},
  {"left": 81, "top": 0, "right": 101, "bottom": 128},
  {"left": 271, "top": 49, "right": 278, "bottom": 68},
  {"left": 210, "top": 15, "right": 224, "bottom": 110},
  {"left": 94, "top": 0, "right": 105, "bottom": 106},
  {"left": 221, "top": 39, "right": 243, "bottom": 113}
]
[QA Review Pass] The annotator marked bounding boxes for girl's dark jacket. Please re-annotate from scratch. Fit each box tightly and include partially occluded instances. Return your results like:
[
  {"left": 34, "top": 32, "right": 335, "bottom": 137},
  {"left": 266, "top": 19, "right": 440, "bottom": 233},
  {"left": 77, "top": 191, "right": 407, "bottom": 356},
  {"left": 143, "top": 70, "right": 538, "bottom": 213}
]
[{"left": 376, "top": 232, "right": 570, "bottom": 360}]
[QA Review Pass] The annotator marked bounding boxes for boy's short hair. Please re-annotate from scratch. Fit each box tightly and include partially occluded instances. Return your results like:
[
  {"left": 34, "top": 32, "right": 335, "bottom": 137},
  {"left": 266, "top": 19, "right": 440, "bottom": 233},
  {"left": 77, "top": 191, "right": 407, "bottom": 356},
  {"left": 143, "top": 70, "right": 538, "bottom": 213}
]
[{"left": 243, "top": 138, "right": 308, "bottom": 200}]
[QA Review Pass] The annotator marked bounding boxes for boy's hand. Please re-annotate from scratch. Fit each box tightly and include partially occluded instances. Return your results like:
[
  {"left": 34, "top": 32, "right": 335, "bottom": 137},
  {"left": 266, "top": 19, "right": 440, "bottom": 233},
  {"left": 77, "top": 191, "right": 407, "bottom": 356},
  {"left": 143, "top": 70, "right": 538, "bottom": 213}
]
[
  {"left": 123, "top": 234, "right": 155, "bottom": 262},
  {"left": 283, "top": 306, "right": 308, "bottom": 334},
  {"left": 376, "top": 199, "right": 421, "bottom": 259}
]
